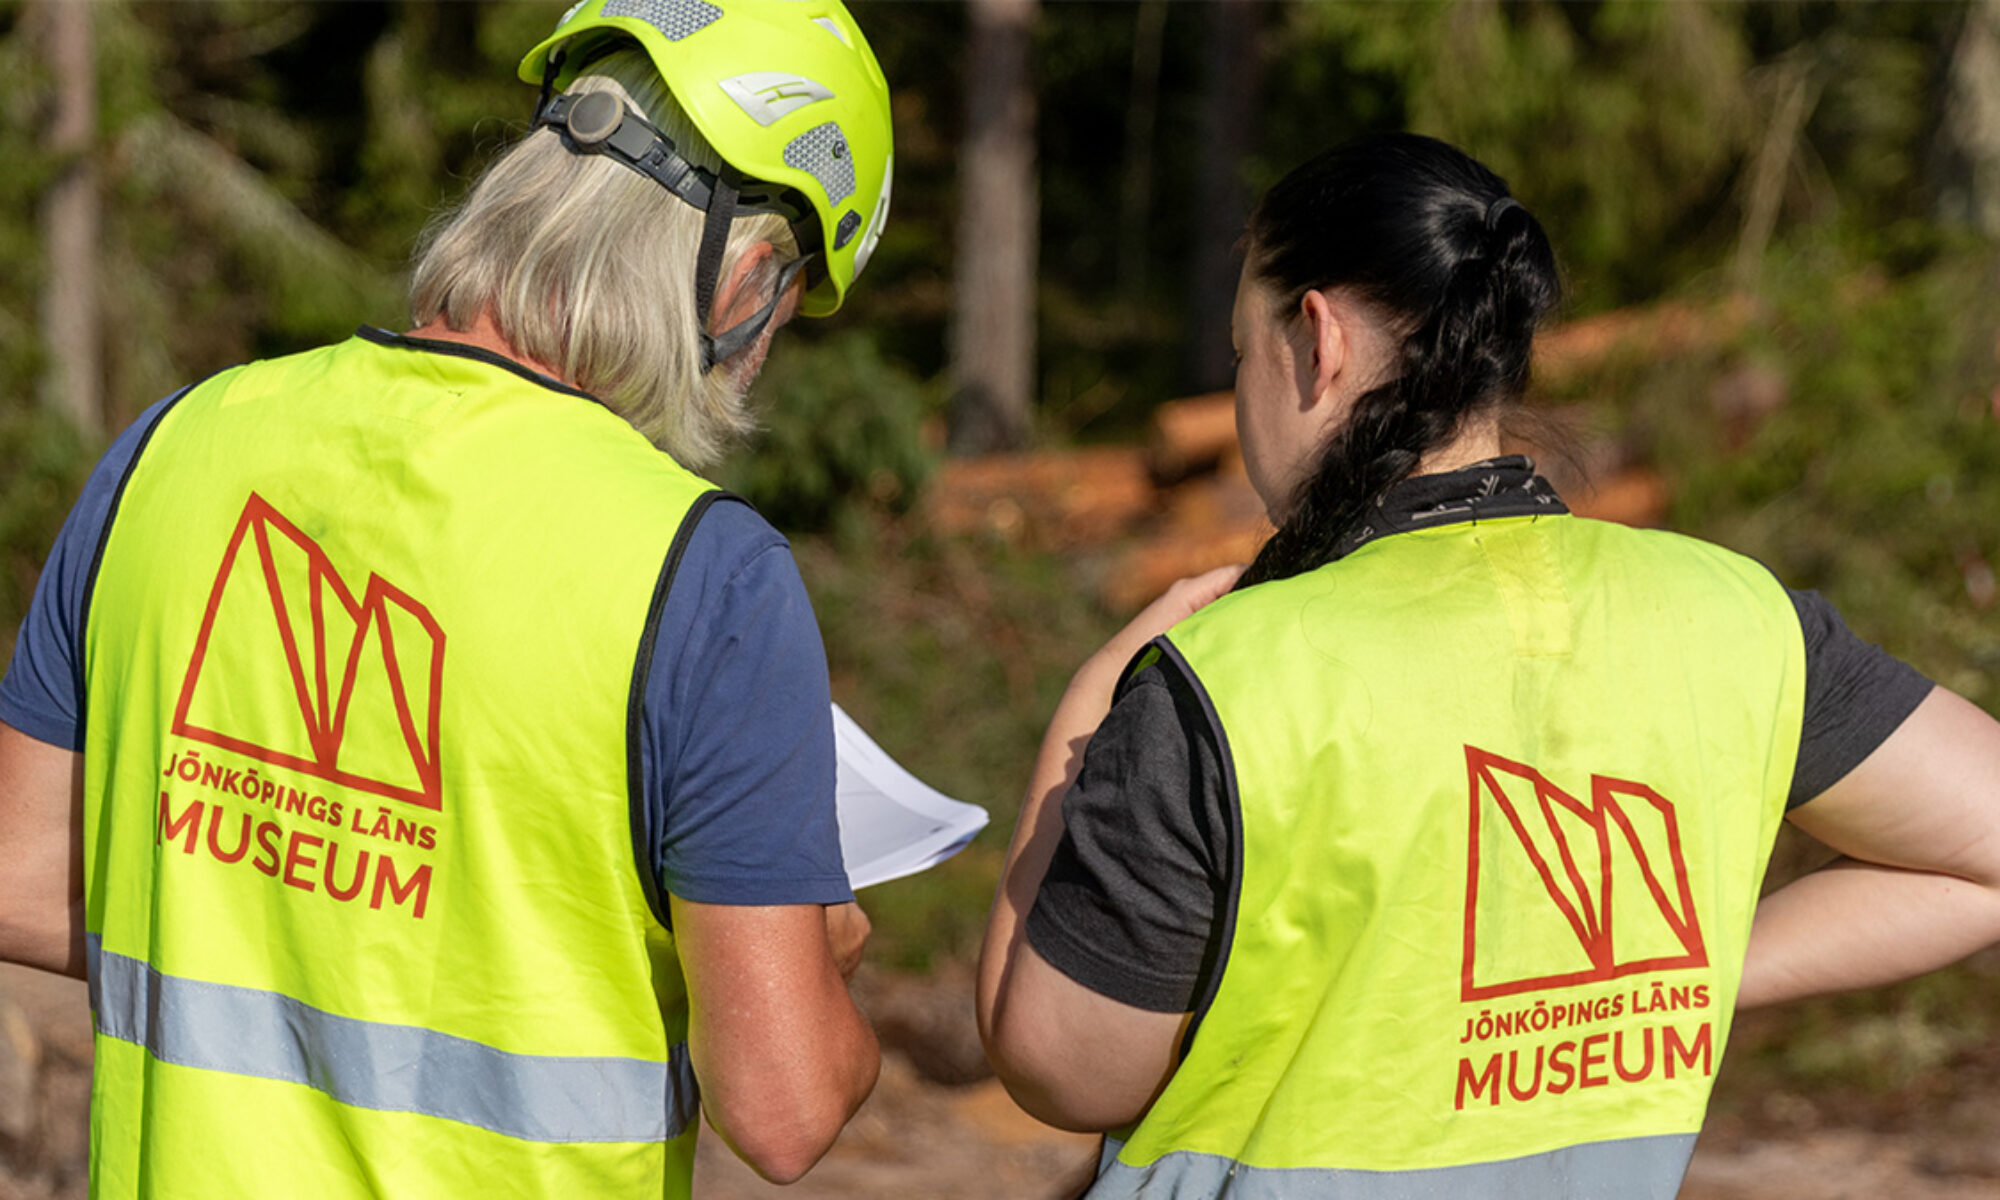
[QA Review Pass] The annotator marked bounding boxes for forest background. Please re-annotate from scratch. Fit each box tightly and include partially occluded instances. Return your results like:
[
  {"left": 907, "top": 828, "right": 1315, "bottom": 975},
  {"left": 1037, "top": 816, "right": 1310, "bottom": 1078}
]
[{"left": 4, "top": 0, "right": 2000, "bottom": 1188}]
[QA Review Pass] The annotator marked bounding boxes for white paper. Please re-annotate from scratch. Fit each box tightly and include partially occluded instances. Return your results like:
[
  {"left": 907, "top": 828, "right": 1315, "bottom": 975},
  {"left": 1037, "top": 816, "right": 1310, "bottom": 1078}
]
[{"left": 833, "top": 703, "right": 989, "bottom": 889}]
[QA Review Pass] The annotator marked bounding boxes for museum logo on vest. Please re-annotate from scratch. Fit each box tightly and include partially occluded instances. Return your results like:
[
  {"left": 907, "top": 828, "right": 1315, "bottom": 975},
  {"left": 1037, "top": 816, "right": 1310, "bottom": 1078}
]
[
  {"left": 1451, "top": 746, "right": 1716, "bottom": 1110},
  {"left": 172, "top": 492, "right": 444, "bottom": 810},
  {"left": 152, "top": 493, "right": 445, "bottom": 920},
  {"left": 1461, "top": 745, "right": 1706, "bottom": 1000}
]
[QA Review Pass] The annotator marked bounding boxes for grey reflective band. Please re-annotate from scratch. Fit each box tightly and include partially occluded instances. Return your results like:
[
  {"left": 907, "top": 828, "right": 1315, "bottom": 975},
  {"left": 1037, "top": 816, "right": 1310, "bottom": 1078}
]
[
  {"left": 88, "top": 936, "right": 697, "bottom": 1144},
  {"left": 1088, "top": 1132, "right": 1695, "bottom": 1199}
]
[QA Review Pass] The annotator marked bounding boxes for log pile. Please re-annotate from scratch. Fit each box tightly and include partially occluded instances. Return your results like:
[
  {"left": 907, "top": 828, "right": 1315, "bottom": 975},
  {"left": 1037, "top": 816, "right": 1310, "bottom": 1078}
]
[
  {"left": 925, "top": 445, "right": 1157, "bottom": 553},
  {"left": 926, "top": 300, "right": 1734, "bottom": 612}
]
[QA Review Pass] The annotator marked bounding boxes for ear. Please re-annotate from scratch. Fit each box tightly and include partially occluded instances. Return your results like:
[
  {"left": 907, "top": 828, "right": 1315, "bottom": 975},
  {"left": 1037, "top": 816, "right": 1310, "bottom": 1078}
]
[
  {"left": 1299, "top": 289, "right": 1346, "bottom": 410},
  {"left": 709, "top": 240, "right": 779, "bottom": 334}
]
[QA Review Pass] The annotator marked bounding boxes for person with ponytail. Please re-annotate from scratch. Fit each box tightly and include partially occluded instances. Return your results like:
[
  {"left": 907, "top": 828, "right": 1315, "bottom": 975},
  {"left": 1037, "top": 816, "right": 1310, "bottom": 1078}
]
[{"left": 979, "top": 133, "right": 2000, "bottom": 1198}]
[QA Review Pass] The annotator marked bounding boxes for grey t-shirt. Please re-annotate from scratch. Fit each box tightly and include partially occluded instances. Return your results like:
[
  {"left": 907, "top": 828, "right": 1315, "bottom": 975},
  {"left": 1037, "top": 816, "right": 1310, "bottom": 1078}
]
[{"left": 1026, "top": 460, "right": 1934, "bottom": 1013}]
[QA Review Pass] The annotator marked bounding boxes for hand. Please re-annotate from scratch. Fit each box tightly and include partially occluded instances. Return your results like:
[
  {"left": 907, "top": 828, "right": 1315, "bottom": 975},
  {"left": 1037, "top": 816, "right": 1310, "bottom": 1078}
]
[
  {"left": 1087, "top": 563, "right": 1245, "bottom": 680},
  {"left": 824, "top": 902, "right": 870, "bottom": 982},
  {"left": 1052, "top": 562, "right": 1247, "bottom": 769}
]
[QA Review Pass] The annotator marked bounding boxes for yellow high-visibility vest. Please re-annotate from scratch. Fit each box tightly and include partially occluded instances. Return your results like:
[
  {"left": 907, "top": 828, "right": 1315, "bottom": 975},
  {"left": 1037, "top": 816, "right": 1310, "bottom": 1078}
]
[
  {"left": 1093, "top": 513, "right": 1804, "bottom": 1198},
  {"left": 82, "top": 331, "right": 716, "bottom": 1197}
]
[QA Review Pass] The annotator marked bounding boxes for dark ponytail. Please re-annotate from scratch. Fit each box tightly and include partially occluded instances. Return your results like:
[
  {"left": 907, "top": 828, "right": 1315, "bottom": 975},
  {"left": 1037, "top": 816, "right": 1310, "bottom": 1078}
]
[{"left": 1236, "top": 134, "right": 1560, "bottom": 588}]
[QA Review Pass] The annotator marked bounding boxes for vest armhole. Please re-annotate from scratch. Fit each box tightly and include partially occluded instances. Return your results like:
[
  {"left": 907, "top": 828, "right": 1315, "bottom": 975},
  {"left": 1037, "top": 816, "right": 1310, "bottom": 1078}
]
[
  {"left": 625, "top": 489, "right": 735, "bottom": 931},
  {"left": 74, "top": 376, "right": 216, "bottom": 743},
  {"left": 1153, "top": 636, "right": 1245, "bottom": 1061}
]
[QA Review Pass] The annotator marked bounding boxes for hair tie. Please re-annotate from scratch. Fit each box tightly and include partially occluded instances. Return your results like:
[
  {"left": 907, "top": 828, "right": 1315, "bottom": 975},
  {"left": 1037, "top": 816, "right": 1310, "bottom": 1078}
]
[{"left": 1484, "top": 196, "right": 1522, "bottom": 230}]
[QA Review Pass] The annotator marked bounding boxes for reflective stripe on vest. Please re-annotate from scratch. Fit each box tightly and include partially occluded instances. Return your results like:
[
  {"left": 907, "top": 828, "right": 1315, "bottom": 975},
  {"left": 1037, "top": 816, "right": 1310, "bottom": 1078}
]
[
  {"left": 1088, "top": 1132, "right": 1695, "bottom": 1200},
  {"left": 88, "top": 935, "right": 698, "bottom": 1144}
]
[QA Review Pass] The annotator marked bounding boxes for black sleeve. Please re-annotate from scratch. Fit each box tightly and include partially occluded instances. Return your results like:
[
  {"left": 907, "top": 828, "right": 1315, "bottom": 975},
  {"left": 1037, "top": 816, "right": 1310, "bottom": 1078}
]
[
  {"left": 1024, "top": 588, "right": 1924, "bottom": 1003},
  {"left": 1787, "top": 587, "right": 1934, "bottom": 807},
  {"left": 1025, "top": 657, "right": 1232, "bottom": 1013}
]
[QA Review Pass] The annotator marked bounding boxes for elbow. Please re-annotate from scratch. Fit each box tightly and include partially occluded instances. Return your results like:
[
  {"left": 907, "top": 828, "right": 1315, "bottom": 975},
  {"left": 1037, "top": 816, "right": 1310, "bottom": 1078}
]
[
  {"left": 733, "top": 1133, "right": 831, "bottom": 1187},
  {"left": 987, "top": 1046, "right": 1133, "bottom": 1133},
  {"left": 981, "top": 1010, "right": 1135, "bottom": 1134},
  {"left": 723, "top": 1084, "right": 868, "bottom": 1184},
  {"left": 992, "top": 1067, "right": 1107, "bottom": 1134},
  {"left": 712, "top": 1029, "right": 881, "bottom": 1185}
]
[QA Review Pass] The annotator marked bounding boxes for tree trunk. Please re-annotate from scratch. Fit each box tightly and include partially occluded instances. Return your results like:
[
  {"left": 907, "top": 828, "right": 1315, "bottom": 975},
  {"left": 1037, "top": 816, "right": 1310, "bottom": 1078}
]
[
  {"left": 948, "top": 0, "right": 1038, "bottom": 455},
  {"left": 39, "top": 0, "right": 102, "bottom": 436},
  {"left": 1730, "top": 56, "right": 1818, "bottom": 297},
  {"left": 1117, "top": 0, "right": 1168, "bottom": 298},
  {"left": 1937, "top": 0, "right": 2000, "bottom": 238},
  {"left": 1182, "top": 0, "right": 1264, "bottom": 395}
]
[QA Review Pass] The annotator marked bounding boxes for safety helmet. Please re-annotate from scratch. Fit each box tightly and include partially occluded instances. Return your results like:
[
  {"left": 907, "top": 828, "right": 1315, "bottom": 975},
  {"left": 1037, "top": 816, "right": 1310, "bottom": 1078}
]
[{"left": 519, "top": 0, "right": 893, "bottom": 324}]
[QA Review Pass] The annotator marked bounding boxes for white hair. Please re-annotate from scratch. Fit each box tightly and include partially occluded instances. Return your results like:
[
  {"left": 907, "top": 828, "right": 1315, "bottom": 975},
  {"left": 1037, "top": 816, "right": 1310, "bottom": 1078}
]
[{"left": 410, "top": 49, "right": 797, "bottom": 470}]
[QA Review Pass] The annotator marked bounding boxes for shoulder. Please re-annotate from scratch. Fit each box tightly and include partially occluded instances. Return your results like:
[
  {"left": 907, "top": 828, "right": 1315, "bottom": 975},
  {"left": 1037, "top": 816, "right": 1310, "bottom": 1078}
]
[
  {"left": 1552, "top": 518, "right": 1798, "bottom": 622},
  {"left": 681, "top": 497, "right": 793, "bottom": 574},
  {"left": 1782, "top": 585, "right": 1934, "bottom": 805},
  {"left": 647, "top": 496, "right": 823, "bottom": 719},
  {"left": 664, "top": 498, "right": 803, "bottom": 623},
  {"left": 1562, "top": 516, "right": 1773, "bottom": 574}
]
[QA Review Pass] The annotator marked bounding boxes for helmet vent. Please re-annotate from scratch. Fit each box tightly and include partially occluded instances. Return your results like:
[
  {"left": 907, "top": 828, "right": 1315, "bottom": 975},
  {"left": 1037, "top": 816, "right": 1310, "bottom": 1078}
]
[
  {"left": 602, "top": 0, "right": 721, "bottom": 42},
  {"left": 783, "top": 122, "right": 856, "bottom": 205}
]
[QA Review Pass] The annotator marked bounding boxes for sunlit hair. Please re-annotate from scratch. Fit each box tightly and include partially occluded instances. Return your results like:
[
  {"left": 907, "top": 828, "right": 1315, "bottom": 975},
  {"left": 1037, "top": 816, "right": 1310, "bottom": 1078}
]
[{"left": 410, "top": 49, "right": 797, "bottom": 471}]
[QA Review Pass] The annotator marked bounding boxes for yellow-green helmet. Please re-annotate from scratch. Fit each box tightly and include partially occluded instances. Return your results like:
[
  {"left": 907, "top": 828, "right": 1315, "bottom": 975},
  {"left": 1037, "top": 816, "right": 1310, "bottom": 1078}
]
[{"left": 520, "top": 0, "right": 893, "bottom": 321}]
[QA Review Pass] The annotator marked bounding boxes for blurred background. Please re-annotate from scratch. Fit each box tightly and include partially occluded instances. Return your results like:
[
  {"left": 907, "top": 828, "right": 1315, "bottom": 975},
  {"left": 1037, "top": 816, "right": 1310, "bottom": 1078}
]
[{"left": 3, "top": 1, "right": 2000, "bottom": 1196}]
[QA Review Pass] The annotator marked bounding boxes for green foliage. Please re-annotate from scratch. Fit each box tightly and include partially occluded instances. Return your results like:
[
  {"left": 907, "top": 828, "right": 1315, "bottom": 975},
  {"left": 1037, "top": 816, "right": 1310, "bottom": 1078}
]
[
  {"left": 1722, "top": 953, "right": 2000, "bottom": 1114},
  {"left": 0, "top": 410, "right": 91, "bottom": 670},
  {"left": 0, "top": 6, "right": 54, "bottom": 399},
  {"left": 721, "top": 331, "right": 939, "bottom": 534},
  {"left": 1642, "top": 245, "right": 2000, "bottom": 705},
  {"left": 1279, "top": 1, "right": 1755, "bottom": 311}
]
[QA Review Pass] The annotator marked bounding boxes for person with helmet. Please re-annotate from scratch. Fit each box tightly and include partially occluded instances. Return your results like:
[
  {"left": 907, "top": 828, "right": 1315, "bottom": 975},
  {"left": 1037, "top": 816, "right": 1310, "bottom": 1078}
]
[
  {"left": 978, "top": 133, "right": 2000, "bottom": 1197},
  {"left": 0, "top": 1, "right": 894, "bottom": 1193}
]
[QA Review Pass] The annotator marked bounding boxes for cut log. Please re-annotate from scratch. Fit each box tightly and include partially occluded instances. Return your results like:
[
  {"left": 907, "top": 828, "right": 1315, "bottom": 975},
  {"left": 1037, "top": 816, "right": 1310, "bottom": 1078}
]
[
  {"left": 1103, "top": 472, "right": 1270, "bottom": 611},
  {"left": 928, "top": 447, "right": 1156, "bottom": 549},
  {"left": 1104, "top": 521, "right": 1268, "bottom": 613},
  {"left": 1147, "top": 391, "right": 1237, "bottom": 485},
  {"left": 1567, "top": 467, "right": 1672, "bottom": 528},
  {"left": 1535, "top": 297, "right": 1755, "bottom": 387}
]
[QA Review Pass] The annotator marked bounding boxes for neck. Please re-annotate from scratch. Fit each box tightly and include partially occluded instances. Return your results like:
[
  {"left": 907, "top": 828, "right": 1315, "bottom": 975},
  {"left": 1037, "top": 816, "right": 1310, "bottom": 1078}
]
[
  {"left": 407, "top": 311, "right": 570, "bottom": 385},
  {"left": 1415, "top": 413, "right": 1505, "bottom": 477}
]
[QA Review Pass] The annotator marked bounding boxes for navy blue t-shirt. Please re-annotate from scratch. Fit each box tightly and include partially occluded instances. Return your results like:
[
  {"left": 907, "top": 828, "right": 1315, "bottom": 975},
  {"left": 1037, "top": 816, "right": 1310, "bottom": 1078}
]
[{"left": 0, "top": 347, "right": 851, "bottom": 909}]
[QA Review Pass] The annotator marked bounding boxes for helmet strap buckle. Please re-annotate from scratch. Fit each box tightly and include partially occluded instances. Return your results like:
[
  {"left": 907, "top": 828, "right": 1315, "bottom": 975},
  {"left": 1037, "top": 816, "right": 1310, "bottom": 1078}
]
[{"left": 529, "top": 88, "right": 820, "bottom": 373}]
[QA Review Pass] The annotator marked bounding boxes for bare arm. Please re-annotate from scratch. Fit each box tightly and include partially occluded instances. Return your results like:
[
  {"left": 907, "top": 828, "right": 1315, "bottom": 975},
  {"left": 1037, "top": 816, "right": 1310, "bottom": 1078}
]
[
  {"left": 1740, "top": 687, "right": 2000, "bottom": 1008},
  {"left": 977, "top": 566, "right": 1238, "bottom": 1131},
  {"left": 671, "top": 895, "right": 877, "bottom": 1183},
  {"left": 0, "top": 720, "right": 85, "bottom": 978}
]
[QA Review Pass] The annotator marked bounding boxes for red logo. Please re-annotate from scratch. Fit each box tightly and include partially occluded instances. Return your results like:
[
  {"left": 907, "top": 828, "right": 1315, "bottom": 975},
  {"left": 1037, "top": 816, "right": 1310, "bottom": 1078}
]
[
  {"left": 1461, "top": 746, "right": 1705, "bottom": 1002},
  {"left": 173, "top": 494, "right": 445, "bottom": 810}
]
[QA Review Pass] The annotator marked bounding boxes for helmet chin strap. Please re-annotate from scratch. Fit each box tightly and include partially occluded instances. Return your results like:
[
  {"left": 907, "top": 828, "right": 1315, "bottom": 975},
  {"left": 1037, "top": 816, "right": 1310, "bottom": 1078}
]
[
  {"left": 532, "top": 70, "right": 813, "bottom": 374},
  {"left": 703, "top": 255, "right": 808, "bottom": 371},
  {"left": 692, "top": 173, "right": 738, "bottom": 374}
]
